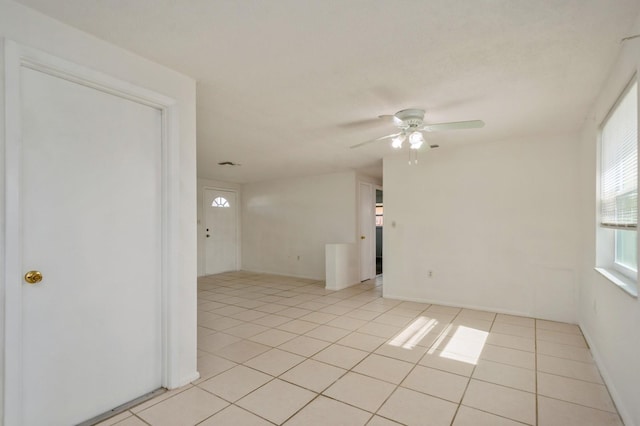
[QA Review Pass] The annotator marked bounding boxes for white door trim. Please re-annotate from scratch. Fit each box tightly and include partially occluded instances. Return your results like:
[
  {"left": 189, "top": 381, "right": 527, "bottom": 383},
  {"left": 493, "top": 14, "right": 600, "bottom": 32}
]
[
  {"left": 3, "top": 40, "right": 181, "bottom": 425},
  {"left": 202, "top": 187, "right": 240, "bottom": 272}
]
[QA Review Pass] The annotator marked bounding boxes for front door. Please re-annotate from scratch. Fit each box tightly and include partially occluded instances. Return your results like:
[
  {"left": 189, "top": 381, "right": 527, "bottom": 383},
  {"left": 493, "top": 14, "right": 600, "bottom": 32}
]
[
  {"left": 17, "top": 63, "right": 163, "bottom": 425},
  {"left": 204, "top": 188, "right": 238, "bottom": 274}
]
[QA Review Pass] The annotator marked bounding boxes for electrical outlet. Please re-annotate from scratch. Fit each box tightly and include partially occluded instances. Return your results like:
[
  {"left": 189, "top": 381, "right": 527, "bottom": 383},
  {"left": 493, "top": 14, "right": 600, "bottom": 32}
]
[{"left": 428, "top": 270, "right": 433, "bottom": 278}]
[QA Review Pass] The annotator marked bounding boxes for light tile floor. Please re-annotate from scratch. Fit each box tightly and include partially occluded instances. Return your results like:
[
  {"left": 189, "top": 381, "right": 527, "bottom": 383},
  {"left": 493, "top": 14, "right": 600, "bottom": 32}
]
[{"left": 100, "top": 272, "right": 623, "bottom": 426}]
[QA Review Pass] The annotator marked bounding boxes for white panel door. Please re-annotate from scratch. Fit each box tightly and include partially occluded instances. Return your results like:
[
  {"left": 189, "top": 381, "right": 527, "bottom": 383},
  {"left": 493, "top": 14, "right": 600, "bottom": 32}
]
[
  {"left": 359, "top": 182, "right": 375, "bottom": 281},
  {"left": 204, "top": 189, "right": 238, "bottom": 274},
  {"left": 20, "top": 66, "right": 162, "bottom": 425}
]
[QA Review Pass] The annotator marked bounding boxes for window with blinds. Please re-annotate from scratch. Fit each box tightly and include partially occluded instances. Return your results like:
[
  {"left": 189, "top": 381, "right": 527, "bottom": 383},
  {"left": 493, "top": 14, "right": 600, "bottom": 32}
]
[
  {"left": 600, "top": 81, "right": 638, "bottom": 229},
  {"left": 600, "top": 79, "right": 638, "bottom": 277}
]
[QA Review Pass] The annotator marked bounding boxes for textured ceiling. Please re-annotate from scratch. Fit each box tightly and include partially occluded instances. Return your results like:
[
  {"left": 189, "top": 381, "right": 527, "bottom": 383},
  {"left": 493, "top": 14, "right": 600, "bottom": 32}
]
[{"left": 15, "top": 0, "right": 640, "bottom": 183}]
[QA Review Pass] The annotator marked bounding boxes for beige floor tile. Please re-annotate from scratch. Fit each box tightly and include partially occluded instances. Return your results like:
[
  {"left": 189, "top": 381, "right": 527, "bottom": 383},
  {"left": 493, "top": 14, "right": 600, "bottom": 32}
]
[
  {"left": 430, "top": 332, "right": 487, "bottom": 363},
  {"left": 453, "top": 406, "right": 524, "bottom": 426},
  {"left": 536, "top": 340, "right": 594, "bottom": 363},
  {"left": 213, "top": 340, "right": 271, "bottom": 363},
  {"left": 198, "top": 365, "right": 272, "bottom": 402},
  {"left": 402, "top": 365, "right": 469, "bottom": 402},
  {"left": 244, "top": 348, "right": 305, "bottom": 376},
  {"left": 201, "top": 316, "right": 246, "bottom": 331},
  {"left": 338, "top": 331, "right": 386, "bottom": 352},
  {"left": 449, "top": 317, "right": 493, "bottom": 333},
  {"left": 254, "top": 303, "right": 289, "bottom": 314},
  {"left": 327, "top": 316, "right": 369, "bottom": 330},
  {"left": 419, "top": 349, "right": 475, "bottom": 376},
  {"left": 537, "top": 329, "right": 587, "bottom": 348},
  {"left": 537, "top": 396, "right": 623, "bottom": 426},
  {"left": 537, "top": 354, "right": 603, "bottom": 383},
  {"left": 278, "top": 335, "right": 331, "bottom": 357},
  {"left": 196, "top": 273, "right": 621, "bottom": 426},
  {"left": 295, "top": 301, "right": 327, "bottom": 311},
  {"left": 461, "top": 379, "right": 536, "bottom": 425},
  {"left": 486, "top": 332, "right": 535, "bottom": 352},
  {"left": 300, "top": 311, "right": 340, "bottom": 324},
  {"left": 323, "top": 372, "right": 395, "bottom": 412},
  {"left": 95, "top": 411, "right": 133, "bottom": 426},
  {"left": 536, "top": 320, "right": 582, "bottom": 335},
  {"left": 313, "top": 344, "right": 369, "bottom": 369},
  {"left": 378, "top": 386, "right": 458, "bottom": 426},
  {"left": 230, "top": 309, "right": 269, "bottom": 322},
  {"left": 345, "top": 309, "right": 382, "bottom": 321},
  {"left": 137, "top": 387, "right": 228, "bottom": 426},
  {"left": 472, "top": 359, "right": 535, "bottom": 392},
  {"left": 366, "top": 416, "right": 403, "bottom": 425},
  {"left": 280, "top": 359, "right": 346, "bottom": 392},
  {"left": 277, "top": 319, "right": 319, "bottom": 334},
  {"left": 425, "top": 304, "right": 462, "bottom": 315},
  {"left": 537, "top": 372, "right": 616, "bottom": 412},
  {"left": 198, "top": 332, "right": 242, "bottom": 354},
  {"left": 480, "top": 344, "right": 535, "bottom": 369},
  {"left": 457, "top": 308, "right": 496, "bottom": 321},
  {"left": 374, "top": 341, "right": 429, "bottom": 363},
  {"left": 358, "top": 322, "right": 402, "bottom": 338},
  {"left": 491, "top": 322, "right": 535, "bottom": 338},
  {"left": 353, "top": 354, "right": 413, "bottom": 384},
  {"left": 320, "top": 305, "right": 353, "bottom": 315},
  {"left": 494, "top": 314, "right": 535, "bottom": 328},
  {"left": 305, "top": 325, "right": 352, "bottom": 342},
  {"left": 284, "top": 395, "right": 371, "bottom": 426},
  {"left": 198, "top": 404, "right": 273, "bottom": 426},
  {"left": 372, "top": 313, "right": 414, "bottom": 327},
  {"left": 278, "top": 307, "right": 313, "bottom": 319},
  {"left": 224, "top": 323, "right": 270, "bottom": 338},
  {"left": 249, "top": 329, "right": 298, "bottom": 347},
  {"left": 113, "top": 416, "right": 147, "bottom": 426},
  {"left": 194, "top": 353, "right": 237, "bottom": 383},
  {"left": 213, "top": 305, "right": 248, "bottom": 316},
  {"left": 251, "top": 313, "right": 291, "bottom": 327},
  {"left": 236, "top": 379, "right": 316, "bottom": 424}
]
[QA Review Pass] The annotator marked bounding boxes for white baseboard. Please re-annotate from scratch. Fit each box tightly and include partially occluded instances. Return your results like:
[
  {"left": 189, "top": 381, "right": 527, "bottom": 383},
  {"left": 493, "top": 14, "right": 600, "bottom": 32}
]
[
  {"left": 382, "top": 292, "right": 542, "bottom": 321},
  {"left": 581, "top": 328, "right": 635, "bottom": 426}
]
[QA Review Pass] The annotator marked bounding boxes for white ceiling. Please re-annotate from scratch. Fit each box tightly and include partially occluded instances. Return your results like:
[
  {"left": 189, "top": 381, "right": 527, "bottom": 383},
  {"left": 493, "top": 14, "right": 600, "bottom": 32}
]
[{"left": 16, "top": 0, "right": 640, "bottom": 183}]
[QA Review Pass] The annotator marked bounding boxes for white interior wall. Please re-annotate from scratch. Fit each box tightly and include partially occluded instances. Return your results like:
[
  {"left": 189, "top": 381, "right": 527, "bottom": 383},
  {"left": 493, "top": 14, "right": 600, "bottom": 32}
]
[
  {"left": 0, "top": 0, "right": 198, "bottom": 420},
  {"left": 576, "top": 12, "right": 640, "bottom": 426},
  {"left": 383, "top": 133, "right": 580, "bottom": 321},
  {"left": 242, "top": 171, "right": 357, "bottom": 280},
  {"left": 197, "top": 178, "right": 242, "bottom": 277}
]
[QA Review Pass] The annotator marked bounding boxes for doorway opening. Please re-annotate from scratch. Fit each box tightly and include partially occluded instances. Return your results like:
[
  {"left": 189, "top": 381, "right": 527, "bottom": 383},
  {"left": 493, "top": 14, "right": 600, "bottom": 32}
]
[{"left": 376, "top": 189, "right": 383, "bottom": 275}]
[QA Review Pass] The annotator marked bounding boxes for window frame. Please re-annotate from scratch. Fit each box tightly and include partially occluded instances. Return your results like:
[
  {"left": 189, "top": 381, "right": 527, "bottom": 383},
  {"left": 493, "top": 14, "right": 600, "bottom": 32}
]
[{"left": 596, "top": 76, "right": 639, "bottom": 293}]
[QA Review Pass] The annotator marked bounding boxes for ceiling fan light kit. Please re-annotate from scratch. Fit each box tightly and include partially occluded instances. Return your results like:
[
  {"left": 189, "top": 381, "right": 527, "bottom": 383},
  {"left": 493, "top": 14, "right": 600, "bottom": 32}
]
[{"left": 350, "top": 108, "right": 485, "bottom": 160}]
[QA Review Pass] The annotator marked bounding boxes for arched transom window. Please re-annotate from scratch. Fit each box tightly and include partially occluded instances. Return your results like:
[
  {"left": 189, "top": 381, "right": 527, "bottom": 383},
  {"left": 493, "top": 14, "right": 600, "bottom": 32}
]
[{"left": 212, "top": 197, "right": 230, "bottom": 208}]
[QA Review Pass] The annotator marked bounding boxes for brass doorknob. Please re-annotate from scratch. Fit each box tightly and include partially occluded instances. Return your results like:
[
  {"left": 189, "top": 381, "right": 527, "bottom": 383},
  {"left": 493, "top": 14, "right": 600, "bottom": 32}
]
[
  {"left": 24, "top": 271, "right": 43, "bottom": 284},
  {"left": 361, "top": 235, "right": 366, "bottom": 240}
]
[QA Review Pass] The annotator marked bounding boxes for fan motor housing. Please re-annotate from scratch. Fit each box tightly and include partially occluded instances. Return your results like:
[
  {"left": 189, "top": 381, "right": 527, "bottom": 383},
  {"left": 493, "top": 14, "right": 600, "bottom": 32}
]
[{"left": 394, "top": 108, "right": 425, "bottom": 128}]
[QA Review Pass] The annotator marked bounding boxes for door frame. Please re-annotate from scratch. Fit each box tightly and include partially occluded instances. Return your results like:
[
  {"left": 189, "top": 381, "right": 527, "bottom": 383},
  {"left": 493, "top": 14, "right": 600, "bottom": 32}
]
[
  {"left": 358, "top": 181, "right": 376, "bottom": 281},
  {"left": 202, "top": 187, "right": 240, "bottom": 273},
  {"left": 3, "top": 40, "right": 182, "bottom": 425}
]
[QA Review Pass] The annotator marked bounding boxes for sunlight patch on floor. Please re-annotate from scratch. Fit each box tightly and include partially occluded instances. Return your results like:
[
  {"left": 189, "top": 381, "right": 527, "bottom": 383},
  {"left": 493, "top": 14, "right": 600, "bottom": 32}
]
[
  {"left": 439, "top": 325, "right": 488, "bottom": 365},
  {"left": 388, "top": 316, "right": 438, "bottom": 350}
]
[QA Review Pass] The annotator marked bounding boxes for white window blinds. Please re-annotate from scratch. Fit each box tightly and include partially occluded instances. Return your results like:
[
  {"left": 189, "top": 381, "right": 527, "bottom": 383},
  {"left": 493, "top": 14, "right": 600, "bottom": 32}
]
[{"left": 601, "top": 81, "right": 638, "bottom": 229}]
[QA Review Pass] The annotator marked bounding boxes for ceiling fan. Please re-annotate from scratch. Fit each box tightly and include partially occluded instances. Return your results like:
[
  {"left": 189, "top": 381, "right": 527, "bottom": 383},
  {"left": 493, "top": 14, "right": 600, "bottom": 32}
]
[{"left": 350, "top": 108, "right": 484, "bottom": 151}]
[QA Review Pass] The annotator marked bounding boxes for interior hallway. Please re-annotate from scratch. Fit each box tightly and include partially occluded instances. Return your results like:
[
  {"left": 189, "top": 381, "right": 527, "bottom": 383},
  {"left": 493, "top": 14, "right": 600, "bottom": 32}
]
[{"left": 99, "top": 272, "right": 621, "bottom": 425}]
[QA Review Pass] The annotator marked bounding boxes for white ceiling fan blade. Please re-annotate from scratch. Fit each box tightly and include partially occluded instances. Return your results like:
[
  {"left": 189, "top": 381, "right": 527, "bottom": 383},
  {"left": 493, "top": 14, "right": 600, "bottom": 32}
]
[
  {"left": 350, "top": 132, "right": 402, "bottom": 149},
  {"left": 421, "top": 120, "right": 485, "bottom": 132}
]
